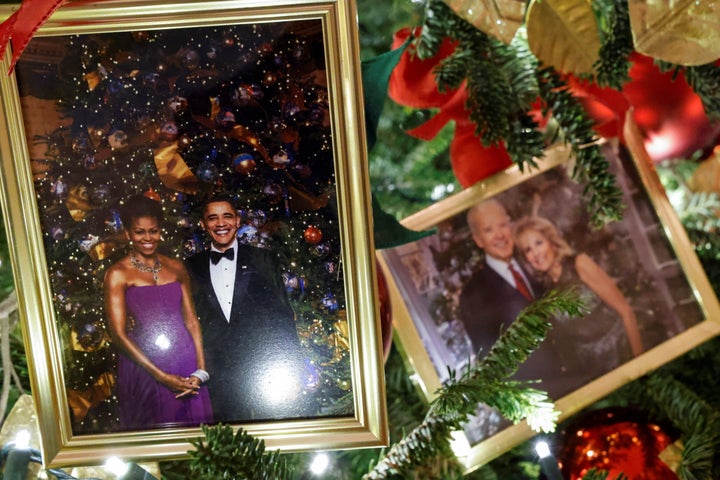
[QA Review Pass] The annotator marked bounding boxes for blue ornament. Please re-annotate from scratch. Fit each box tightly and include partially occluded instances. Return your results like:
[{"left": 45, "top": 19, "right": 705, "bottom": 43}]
[
  {"left": 321, "top": 293, "right": 338, "bottom": 311},
  {"left": 312, "top": 243, "right": 330, "bottom": 257},
  {"left": 282, "top": 101, "right": 301, "bottom": 120},
  {"left": 196, "top": 161, "right": 219, "bottom": 183},
  {"left": 247, "top": 209, "right": 267, "bottom": 227},
  {"left": 91, "top": 184, "right": 111, "bottom": 204},
  {"left": 237, "top": 224, "right": 258, "bottom": 244},
  {"left": 283, "top": 272, "right": 305, "bottom": 293},
  {"left": 78, "top": 234, "right": 99, "bottom": 252},
  {"left": 105, "top": 209, "right": 123, "bottom": 232},
  {"left": 215, "top": 108, "right": 236, "bottom": 129},
  {"left": 72, "top": 136, "right": 93, "bottom": 155},
  {"left": 50, "top": 225, "right": 65, "bottom": 241},
  {"left": 183, "top": 235, "right": 202, "bottom": 257}
]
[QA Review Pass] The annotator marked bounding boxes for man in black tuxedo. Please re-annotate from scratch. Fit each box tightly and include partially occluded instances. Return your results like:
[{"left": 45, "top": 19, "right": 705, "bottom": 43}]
[
  {"left": 185, "top": 197, "right": 307, "bottom": 422},
  {"left": 458, "top": 199, "right": 567, "bottom": 397}
]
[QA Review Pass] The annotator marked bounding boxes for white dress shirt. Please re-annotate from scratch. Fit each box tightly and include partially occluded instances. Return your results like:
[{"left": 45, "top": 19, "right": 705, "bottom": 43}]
[{"left": 209, "top": 239, "right": 238, "bottom": 322}]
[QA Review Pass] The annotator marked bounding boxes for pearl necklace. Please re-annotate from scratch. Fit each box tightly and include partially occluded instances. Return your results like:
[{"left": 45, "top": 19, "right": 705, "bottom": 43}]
[{"left": 130, "top": 252, "right": 162, "bottom": 283}]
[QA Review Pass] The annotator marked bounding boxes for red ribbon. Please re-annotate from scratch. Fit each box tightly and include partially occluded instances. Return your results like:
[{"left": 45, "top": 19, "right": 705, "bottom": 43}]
[
  {"left": 0, "top": 0, "right": 66, "bottom": 73},
  {"left": 390, "top": 25, "right": 718, "bottom": 180},
  {"left": 389, "top": 27, "right": 513, "bottom": 188}
]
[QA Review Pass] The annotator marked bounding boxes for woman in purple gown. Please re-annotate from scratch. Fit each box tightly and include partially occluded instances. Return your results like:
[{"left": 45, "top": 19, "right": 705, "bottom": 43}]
[{"left": 104, "top": 195, "right": 213, "bottom": 430}]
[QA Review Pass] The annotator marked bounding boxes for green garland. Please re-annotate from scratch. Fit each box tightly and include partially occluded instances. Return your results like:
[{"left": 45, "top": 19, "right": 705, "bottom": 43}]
[
  {"left": 410, "top": 0, "right": 625, "bottom": 227},
  {"left": 362, "top": 290, "right": 585, "bottom": 479},
  {"left": 536, "top": 67, "right": 625, "bottom": 226},
  {"left": 593, "top": 0, "right": 633, "bottom": 89},
  {"left": 189, "top": 425, "right": 291, "bottom": 479}
]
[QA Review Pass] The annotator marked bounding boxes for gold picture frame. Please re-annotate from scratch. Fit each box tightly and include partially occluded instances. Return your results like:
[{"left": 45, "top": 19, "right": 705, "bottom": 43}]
[
  {"left": 378, "top": 133, "right": 720, "bottom": 472},
  {"left": 0, "top": 0, "right": 388, "bottom": 467}
]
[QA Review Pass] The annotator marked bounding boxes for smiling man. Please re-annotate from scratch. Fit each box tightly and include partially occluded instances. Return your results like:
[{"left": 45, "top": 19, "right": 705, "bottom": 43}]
[
  {"left": 458, "top": 199, "right": 541, "bottom": 357},
  {"left": 185, "top": 195, "right": 308, "bottom": 423}
]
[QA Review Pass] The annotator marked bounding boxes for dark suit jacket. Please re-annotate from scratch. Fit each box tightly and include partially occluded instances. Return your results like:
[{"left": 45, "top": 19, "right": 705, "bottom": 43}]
[
  {"left": 458, "top": 263, "right": 535, "bottom": 355},
  {"left": 458, "top": 261, "right": 568, "bottom": 398},
  {"left": 186, "top": 245, "right": 307, "bottom": 423}
]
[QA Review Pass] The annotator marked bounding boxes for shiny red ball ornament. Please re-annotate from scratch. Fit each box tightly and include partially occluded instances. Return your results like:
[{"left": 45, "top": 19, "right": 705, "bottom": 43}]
[
  {"left": 143, "top": 188, "right": 161, "bottom": 202},
  {"left": 558, "top": 408, "right": 678, "bottom": 480},
  {"left": 303, "top": 226, "right": 322, "bottom": 245},
  {"left": 568, "top": 53, "right": 720, "bottom": 162}
]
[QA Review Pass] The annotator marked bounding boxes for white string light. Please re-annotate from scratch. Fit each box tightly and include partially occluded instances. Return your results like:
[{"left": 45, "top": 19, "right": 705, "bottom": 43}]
[{"left": 309, "top": 452, "right": 330, "bottom": 475}]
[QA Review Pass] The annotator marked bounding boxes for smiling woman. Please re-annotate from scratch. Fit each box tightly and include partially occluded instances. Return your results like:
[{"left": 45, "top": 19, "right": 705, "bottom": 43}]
[
  {"left": 104, "top": 195, "right": 213, "bottom": 431},
  {"left": 512, "top": 215, "right": 644, "bottom": 364}
]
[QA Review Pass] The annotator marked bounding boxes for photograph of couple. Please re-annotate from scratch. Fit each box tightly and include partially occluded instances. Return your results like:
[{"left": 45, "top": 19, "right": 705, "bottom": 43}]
[
  {"left": 458, "top": 198, "right": 644, "bottom": 399},
  {"left": 382, "top": 143, "right": 705, "bottom": 443},
  {"left": 105, "top": 194, "right": 308, "bottom": 430},
  {"left": 12, "top": 17, "right": 355, "bottom": 435}
]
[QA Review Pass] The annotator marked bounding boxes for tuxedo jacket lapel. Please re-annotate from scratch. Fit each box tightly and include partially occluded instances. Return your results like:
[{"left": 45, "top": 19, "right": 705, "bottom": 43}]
[
  {"left": 228, "top": 247, "right": 254, "bottom": 320},
  {"left": 195, "top": 251, "right": 227, "bottom": 322}
]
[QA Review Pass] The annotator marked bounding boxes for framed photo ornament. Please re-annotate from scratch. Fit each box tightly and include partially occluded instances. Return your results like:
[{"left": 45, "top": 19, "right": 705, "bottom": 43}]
[
  {"left": 378, "top": 130, "right": 720, "bottom": 472},
  {"left": 0, "top": 0, "right": 388, "bottom": 468}
]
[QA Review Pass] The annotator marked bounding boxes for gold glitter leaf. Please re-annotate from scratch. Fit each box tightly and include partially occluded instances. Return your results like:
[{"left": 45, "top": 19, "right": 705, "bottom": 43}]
[
  {"left": 629, "top": 0, "right": 720, "bottom": 66},
  {"left": 442, "top": 0, "right": 527, "bottom": 44},
  {"left": 526, "top": 0, "right": 600, "bottom": 75}
]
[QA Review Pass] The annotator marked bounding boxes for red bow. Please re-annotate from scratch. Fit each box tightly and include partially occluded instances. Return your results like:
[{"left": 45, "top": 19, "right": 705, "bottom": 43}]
[
  {"left": 0, "top": 0, "right": 66, "bottom": 73},
  {"left": 388, "top": 27, "right": 513, "bottom": 187}
]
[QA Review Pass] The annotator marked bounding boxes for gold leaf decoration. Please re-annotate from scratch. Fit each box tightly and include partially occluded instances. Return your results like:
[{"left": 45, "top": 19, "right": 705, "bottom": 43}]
[
  {"left": 442, "top": 0, "right": 527, "bottom": 44},
  {"left": 526, "top": 0, "right": 600, "bottom": 75},
  {"left": 629, "top": 0, "right": 720, "bottom": 66}
]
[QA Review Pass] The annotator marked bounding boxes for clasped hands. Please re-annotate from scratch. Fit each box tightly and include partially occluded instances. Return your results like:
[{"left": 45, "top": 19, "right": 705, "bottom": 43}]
[{"left": 159, "top": 372, "right": 202, "bottom": 399}]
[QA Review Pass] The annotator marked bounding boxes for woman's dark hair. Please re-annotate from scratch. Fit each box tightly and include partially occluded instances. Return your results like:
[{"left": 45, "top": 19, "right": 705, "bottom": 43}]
[{"left": 119, "top": 195, "right": 164, "bottom": 229}]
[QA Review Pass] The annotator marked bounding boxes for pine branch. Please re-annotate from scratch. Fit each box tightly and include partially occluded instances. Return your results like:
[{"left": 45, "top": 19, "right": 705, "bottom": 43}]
[
  {"left": 429, "top": 290, "right": 584, "bottom": 429},
  {"left": 473, "top": 289, "right": 586, "bottom": 382},
  {"left": 417, "top": 1, "right": 545, "bottom": 170},
  {"left": 680, "top": 191, "right": 720, "bottom": 232},
  {"left": 364, "top": 290, "right": 585, "bottom": 479},
  {"left": 189, "top": 424, "right": 291, "bottom": 480},
  {"left": 683, "top": 63, "right": 720, "bottom": 122},
  {"left": 417, "top": 1, "right": 626, "bottom": 220},
  {"left": 593, "top": 0, "right": 633, "bottom": 89},
  {"left": 362, "top": 415, "right": 464, "bottom": 480},
  {"left": 537, "top": 67, "right": 625, "bottom": 226},
  {"left": 678, "top": 433, "right": 716, "bottom": 480},
  {"left": 581, "top": 469, "right": 628, "bottom": 480},
  {"left": 636, "top": 374, "right": 720, "bottom": 479}
]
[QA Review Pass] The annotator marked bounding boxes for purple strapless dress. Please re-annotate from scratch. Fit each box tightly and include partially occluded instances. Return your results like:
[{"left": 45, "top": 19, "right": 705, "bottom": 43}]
[{"left": 117, "top": 282, "right": 213, "bottom": 430}]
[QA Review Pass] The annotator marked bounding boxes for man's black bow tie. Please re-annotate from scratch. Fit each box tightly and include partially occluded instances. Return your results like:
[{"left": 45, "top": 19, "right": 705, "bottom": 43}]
[{"left": 210, "top": 248, "right": 235, "bottom": 264}]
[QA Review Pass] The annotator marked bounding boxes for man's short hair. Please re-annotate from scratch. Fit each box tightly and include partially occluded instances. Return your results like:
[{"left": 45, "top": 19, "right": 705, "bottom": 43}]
[
  {"left": 200, "top": 194, "right": 237, "bottom": 215},
  {"left": 466, "top": 198, "right": 508, "bottom": 236}
]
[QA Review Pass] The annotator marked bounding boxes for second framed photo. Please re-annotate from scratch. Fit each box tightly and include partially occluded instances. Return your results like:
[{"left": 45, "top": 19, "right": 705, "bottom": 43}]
[
  {"left": 0, "top": 0, "right": 387, "bottom": 468},
  {"left": 378, "top": 138, "right": 720, "bottom": 471}
]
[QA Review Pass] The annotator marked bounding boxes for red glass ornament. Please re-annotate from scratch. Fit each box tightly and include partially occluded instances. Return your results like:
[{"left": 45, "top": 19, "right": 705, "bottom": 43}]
[
  {"left": 303, "top": 226, "right": 322, "bottom": 244},
  {"left": 143, "top": 188, "right": 161, "bottom": 202},
  {"left": 568, "top": 53, "right": 720, "bottom": 162},
  {"left": 558, "top": 408, "right": 678, "bottom": 480}
]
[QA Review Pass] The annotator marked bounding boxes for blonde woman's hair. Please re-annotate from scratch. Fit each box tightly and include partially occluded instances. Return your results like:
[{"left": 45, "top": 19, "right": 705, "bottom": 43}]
[{"left": 512, "top": 216, "right": 574, "bottom": 270}]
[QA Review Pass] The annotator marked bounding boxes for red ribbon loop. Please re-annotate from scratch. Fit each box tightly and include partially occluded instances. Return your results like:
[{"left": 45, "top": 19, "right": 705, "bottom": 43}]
[{"left": 0, "top": 0, "right": 66, "bottom": 73}]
